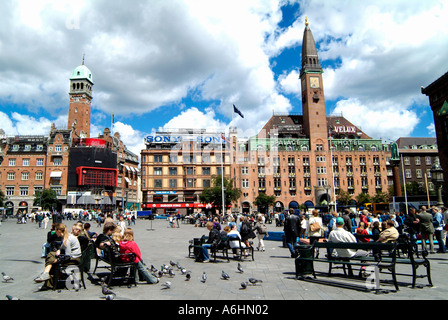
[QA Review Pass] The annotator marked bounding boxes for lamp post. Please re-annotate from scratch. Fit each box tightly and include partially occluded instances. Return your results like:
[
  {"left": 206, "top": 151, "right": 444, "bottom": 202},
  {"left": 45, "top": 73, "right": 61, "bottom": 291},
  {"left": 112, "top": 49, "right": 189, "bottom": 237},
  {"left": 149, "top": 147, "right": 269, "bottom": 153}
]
[{"left": 430, "top": 158, "right": 444, "bottom": 208}]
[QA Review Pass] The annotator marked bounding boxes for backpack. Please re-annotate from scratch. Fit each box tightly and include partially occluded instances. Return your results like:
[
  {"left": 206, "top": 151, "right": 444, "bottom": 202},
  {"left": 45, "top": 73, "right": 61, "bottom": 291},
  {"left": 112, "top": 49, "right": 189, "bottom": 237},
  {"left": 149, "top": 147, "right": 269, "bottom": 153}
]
[{"left": 258, "top": 224, "right": 267, "bottom": 234}]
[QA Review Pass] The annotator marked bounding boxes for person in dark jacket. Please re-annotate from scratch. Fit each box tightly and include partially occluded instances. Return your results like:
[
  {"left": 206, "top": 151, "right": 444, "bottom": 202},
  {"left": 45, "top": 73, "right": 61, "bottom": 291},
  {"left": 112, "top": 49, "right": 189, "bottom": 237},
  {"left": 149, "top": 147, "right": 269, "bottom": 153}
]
[
  {"left": 284, "top": 209, "right": 301, "bottom": 258},
  {"left": 202, "top": 222, "right": 221, "bottom": 262}
]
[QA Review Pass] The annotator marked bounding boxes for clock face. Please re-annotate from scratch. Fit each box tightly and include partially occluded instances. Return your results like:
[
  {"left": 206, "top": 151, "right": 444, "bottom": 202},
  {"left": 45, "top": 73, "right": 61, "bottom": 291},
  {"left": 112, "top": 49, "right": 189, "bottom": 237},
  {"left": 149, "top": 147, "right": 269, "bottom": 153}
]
[{"left": 310, "top": 76, "right": 320, "bottom": 88}]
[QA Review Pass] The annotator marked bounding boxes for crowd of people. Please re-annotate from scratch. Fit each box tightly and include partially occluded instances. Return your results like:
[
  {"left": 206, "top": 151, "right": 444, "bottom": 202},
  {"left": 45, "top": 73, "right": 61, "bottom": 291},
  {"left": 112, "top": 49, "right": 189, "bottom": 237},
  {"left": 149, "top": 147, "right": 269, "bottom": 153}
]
[
  {"left": 33, "top": 211, "right": 157, "bottom": 290},
  {"left": 283, "top": 205, "right": 448, "bottom": 258}
]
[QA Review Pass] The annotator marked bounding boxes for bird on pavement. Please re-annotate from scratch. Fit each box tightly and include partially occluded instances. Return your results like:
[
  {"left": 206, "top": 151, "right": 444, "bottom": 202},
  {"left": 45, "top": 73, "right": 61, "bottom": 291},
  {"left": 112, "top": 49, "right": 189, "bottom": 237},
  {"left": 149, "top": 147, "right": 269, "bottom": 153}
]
[
  {"left": 104, "top": 294, "right": 115, "bottom": 300},
  {"left": 240, "top": 282, "right": 248, "bottom": 290},
  {"left": 161, "top": 281, "right": 171, "bottom": 289},
  {"left": 170, "top": 260, "right": 176, "bottom": 267},
  {"left": 248, "top": 278, "right": 263, "bottom": 285},
  {"left": 221, "top": 270, "right": 230, "bottom": 280},
  {"left": 101, "top": 283, "right": 116, "bottom": 296},
  {"left": 168, "top": 269, "right": 176, "bottom": 277},
  {"left": 237, "top": 263, "right": 244, "bottom": 273},
  {"left": 6, "top": 295, "right": 20, "bottom": 300},
  {"left": 2, "top": 272, "right": 14, "bottom": 282},
  {"left": 201, "top": 272, "right": 207, "bottom": 283},
  {"left": 185, "top": 272, "right": 191, "bottom": 281}
]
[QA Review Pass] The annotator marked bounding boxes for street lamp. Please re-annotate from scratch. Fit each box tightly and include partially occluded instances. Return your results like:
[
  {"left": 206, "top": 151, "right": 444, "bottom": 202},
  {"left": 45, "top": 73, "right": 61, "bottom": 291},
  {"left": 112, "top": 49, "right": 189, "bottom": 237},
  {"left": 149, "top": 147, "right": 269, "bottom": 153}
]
[{"left": 430, "top": 158, "right": 444, "bottom": 208}]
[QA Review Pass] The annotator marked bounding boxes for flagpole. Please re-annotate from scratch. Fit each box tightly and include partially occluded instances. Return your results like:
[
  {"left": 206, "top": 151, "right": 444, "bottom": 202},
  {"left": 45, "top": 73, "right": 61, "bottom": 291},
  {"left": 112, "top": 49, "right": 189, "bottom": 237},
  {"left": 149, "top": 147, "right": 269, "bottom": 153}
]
[
  {"left": 221, "top": 132, "right": 225, "bottom": 216},
  {"left": 401, "top": 154, "right": 408, "bottom": 214},
  {"left": 330, "top": 137, "right": 337, "bottom": 213}
]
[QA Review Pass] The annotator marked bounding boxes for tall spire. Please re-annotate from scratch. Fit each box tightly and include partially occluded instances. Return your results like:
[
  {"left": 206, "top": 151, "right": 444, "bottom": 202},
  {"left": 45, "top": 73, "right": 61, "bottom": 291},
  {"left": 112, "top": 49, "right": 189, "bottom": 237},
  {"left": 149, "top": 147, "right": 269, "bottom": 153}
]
[{"left": 301, "top": 17, "right": 322, "bottom": 75}]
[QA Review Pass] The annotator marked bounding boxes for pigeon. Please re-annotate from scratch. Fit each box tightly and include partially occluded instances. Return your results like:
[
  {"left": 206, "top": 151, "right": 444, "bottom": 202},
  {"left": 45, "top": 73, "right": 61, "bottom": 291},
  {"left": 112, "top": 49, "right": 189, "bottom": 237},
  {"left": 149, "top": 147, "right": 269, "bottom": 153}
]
[
  {"left": 201, "top": 272, "right": 207, "bottom": 283},
  {"left": 181, "top": 267, "right": 187, "bottom": 275},
  {"left": 150, "top": 265, "right": 158, "bottom": 273},
  {"left": 2, "top": 272, "right": 14, "bottom": 282},
  {"left": 168, "top": 269, "right": 176, "bottom": 277},
  {"left": 6, "top": 295, "right": 20, "bottom": 300},
  {"left": 248, "top": 278, "right": 263, "bottom": 285},
  {"left": 185, "top": 272, "right": 191, "bottom": 281},
  {"left": 104, "top": 294, "right": 115, "bottom": 300},
  {"left": 176, "top": 262, "right": 182, "bottom": 269},
  {"left": 101, "top": 283, "right": 116, "bottom": 296},
  {"left": 170, "top": 260, "right": 176, "bottom": 267},
  {"left": 161, "top": 281, "right": 171, "bottom": 289},
  {"left": 221, "top": 270, "right": 230, "bottom": 280},
  {"left": 237, "top": 263, "right": 244, "bottom": 273},
  {"left": 158, "top": 270, "right": 164, "bottom": 278},
  {"left": 240, "top": 282, "right": 248, "bottom": 290}
]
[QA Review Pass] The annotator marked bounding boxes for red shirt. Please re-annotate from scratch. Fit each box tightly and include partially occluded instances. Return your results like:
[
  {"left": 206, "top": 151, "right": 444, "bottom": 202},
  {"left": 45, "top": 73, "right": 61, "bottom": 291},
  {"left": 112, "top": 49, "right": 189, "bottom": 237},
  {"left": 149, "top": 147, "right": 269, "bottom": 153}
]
[{"left": 119, "top": 240, "right": 142, "bottom": 263}]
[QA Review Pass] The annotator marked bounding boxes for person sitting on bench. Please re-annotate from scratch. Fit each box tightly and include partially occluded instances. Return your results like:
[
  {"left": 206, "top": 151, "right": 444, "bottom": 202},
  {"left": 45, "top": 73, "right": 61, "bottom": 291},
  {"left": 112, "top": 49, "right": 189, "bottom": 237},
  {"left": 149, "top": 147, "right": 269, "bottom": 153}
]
[{"left": 327, "top": 217, "right": 369, "bottom": 259}]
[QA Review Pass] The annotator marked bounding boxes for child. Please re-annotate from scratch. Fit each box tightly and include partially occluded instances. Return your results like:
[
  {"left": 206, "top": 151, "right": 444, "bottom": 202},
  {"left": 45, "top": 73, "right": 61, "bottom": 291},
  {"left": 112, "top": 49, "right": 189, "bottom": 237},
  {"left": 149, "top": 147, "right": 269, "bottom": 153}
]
[
  {"left": 119, "top": 228, "right": 158, "bottom": 284},
  {"left": 356, "top": 221, "right": 370, "bottom": 243}
]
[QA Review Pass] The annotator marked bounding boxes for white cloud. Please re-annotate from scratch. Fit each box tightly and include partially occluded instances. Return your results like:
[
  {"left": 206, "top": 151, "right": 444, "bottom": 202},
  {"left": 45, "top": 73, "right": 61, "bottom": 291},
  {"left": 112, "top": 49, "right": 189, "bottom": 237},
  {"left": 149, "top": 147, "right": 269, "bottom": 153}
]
[
  {"left": 426, "top": 123, "right": 436, "bottom": 136},
  {"left": 331, "top": 98, "right": 420, "bottom": 140}
]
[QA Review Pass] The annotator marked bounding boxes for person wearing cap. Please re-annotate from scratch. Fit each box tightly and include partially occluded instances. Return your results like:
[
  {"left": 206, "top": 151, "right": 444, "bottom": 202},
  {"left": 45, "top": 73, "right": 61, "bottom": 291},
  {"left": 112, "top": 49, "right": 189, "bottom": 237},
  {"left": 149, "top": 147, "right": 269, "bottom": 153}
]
[{"left": 327, "top": 217, "right": 369, "bottom": 259}]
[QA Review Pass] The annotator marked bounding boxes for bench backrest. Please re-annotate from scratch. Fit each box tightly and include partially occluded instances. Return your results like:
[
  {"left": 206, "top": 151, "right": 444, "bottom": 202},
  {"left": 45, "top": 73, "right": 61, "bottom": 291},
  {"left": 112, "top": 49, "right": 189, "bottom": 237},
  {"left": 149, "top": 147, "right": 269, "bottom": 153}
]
[{"left": 313, "top": 241, "right": 396, "bottom": 252}]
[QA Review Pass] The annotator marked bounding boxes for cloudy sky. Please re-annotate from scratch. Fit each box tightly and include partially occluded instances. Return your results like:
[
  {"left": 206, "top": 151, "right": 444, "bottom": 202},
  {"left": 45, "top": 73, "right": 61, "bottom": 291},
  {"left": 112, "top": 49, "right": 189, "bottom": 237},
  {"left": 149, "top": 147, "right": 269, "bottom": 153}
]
[{"left": 1, "top": 0, "right": 447, "bottom": 155}]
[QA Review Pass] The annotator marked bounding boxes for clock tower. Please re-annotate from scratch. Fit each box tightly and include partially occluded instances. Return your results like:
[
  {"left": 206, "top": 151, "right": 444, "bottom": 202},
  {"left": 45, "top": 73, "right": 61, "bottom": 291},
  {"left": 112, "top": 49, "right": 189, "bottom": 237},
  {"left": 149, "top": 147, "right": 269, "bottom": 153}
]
[
  {"left": 68, "top": 59, "right": 93, "bottom": 138},
  {"left": 300, "top": 17, "right": 328, "bottom": 151}
]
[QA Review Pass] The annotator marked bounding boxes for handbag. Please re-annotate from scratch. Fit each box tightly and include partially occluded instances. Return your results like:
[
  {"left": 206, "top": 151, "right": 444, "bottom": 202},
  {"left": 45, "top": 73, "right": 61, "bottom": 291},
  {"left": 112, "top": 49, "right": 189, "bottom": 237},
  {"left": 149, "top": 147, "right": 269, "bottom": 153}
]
[{"left": 310, "top": 221, "right": 321, "bottom": 232}]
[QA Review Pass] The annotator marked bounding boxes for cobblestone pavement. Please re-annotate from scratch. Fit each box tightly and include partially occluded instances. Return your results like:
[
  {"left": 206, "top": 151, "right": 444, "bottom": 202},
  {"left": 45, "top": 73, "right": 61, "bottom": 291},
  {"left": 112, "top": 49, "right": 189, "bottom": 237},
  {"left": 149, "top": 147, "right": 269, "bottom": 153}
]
[{"left": 1, "top": 218, "right": 447, "bottom": 303}]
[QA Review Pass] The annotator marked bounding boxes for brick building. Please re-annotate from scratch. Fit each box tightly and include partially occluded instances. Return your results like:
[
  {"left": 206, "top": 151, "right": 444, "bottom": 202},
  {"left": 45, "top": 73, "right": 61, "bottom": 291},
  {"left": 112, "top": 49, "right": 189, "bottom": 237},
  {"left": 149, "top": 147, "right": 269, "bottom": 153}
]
[
  {"left": 0, "top": 62, "right": 140, "bottom": 215},
  {"left": 422, "top": 71, "right": 448, "bottom": 200},
  {"left": 140, "top": 19, "right": 392, "bottom": 215}
]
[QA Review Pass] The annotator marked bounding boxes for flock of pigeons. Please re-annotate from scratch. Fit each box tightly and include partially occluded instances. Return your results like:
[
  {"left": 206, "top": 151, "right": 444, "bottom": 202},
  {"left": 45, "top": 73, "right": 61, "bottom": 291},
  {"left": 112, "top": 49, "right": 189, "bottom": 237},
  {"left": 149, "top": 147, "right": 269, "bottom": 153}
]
[{"left": 3, "top": 260, "right": 264, "bottom": 301}]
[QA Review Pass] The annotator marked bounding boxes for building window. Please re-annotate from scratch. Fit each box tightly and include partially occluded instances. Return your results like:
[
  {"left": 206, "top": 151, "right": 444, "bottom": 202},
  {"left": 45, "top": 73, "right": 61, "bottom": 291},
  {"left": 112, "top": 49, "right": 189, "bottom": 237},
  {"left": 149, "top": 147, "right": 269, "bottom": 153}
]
[
  {"left": 22, "top": 159, "right": 30, "bottom": 166},
  {"left": 6, "top": 186, "right": 15, "bottom": 196},
  {"left": 169, "top": 179, "right": 177, "bottom": 188},
  {"left": 425, "top": 156, "right": 431, "bottom": 165},
  {"left": 317, "top": 167, "right": 326, "bottom": 174},
  {"left": 404, "top": 157, "right": 410, "bottom": 165},
  {"left": 202, "top": 167, "right": 211, "bottom": 175},
  {"left": 34, "top": 186, "right": 43, "bottom": 195},
  {"left": 241, "top": 167, "right": 248, "bottom": 175},
  {"left": 53, "top": 158, "right": 62, "bottom": 166},
  {"left": 37, "top": 158, "right": 44, "bottom": 166},
  {"left": 51, "top": 186, "right": 62, "bottom": 196},
  {"left": 405, "top": 169, "right": 412, "bottom": 179},
  {"left": 416, "top": 169, "right": 422, "bottom": 178},
  {"left": 154, "top": 155, "right": 163, "bottom": 163},
  {"left": 186, "top": 167, "right": 194, "bottom": 175},
  {"left": 7, "top": 172, "right": 15, "bottom": 181},
  {"left": 9, "top": 159, "right": 16, "bottom": 166},
  {"left": 415, "top": 157, "right": 421, "bottom": 165},
  {"left": 242, "top": 179, "right": 249, "bottom": 188},
  {"left": 21, "top": 172, "right": 29, "bottom": 181},
  {"left": 154, "top": 179, "right": 163, "bottom": 188},
  {"left": 154, "top": 167, "right": 163, "bottom": 176},
  {"left": 169, "top": 167, "right": 178, "bottom": 175},
  {"left": 55, "top": 145, "right": 62, "bottom": 152},
  {"left": 36, "top": 172, "right": 43, "bottom": 180},
  {"left": 203, "top": 179, "right": 210, "bottom": 188},
  {"left": 20, "top": 186, "right": 29, "bottom": 196}
]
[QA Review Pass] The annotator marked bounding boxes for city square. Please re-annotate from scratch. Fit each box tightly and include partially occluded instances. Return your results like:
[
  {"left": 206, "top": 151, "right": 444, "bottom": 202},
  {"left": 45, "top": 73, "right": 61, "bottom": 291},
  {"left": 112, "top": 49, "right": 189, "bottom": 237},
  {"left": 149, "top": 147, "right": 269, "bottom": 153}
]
[
  {"left": 1, "top": 217, "right": 448, "bottom": 303},
  {"left": 1, "top": 2, "right": 448, "bottom": 313}
]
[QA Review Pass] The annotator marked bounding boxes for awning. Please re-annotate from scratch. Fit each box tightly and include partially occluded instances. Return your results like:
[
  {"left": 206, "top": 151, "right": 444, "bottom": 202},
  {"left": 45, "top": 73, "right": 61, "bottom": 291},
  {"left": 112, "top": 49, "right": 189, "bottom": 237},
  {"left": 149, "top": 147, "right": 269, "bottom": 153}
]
[
  {"left": 124, "top": 177, "right": 131, "bottom": 183},
  {"left": 50, "top": 171, "right": 62, "bottom": 178}
]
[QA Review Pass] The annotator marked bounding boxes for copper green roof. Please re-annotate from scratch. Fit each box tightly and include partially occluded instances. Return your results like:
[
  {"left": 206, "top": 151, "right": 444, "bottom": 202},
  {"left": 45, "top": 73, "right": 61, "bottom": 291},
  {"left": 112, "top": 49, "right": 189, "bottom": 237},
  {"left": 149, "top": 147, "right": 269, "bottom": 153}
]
[{"left": 70, "top": 64, "right": 93, "bottom": 84}]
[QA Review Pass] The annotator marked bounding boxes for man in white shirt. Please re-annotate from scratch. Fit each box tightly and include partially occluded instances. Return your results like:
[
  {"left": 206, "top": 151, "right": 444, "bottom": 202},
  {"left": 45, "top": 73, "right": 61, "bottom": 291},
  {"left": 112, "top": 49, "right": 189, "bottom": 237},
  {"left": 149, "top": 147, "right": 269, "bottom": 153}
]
[{"left": 328, "top": 217, "right": 369, "bottom": 258}]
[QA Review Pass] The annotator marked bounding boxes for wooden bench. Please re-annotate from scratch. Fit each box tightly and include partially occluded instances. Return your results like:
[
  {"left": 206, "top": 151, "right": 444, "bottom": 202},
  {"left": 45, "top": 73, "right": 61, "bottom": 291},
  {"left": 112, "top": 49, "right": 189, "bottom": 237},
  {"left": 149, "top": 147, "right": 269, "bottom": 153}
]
[
  {"left": 228, "top": 236, "right": 254, "bottom": 261},
  {"left": 295, "top": 241, "right": 399, "bottom": 291},
  {"left": 354, "top": 234, "right": 433, "bottom": 288},
  {"left": 93, "top": 246, "right": 137, "bottom": 287}
]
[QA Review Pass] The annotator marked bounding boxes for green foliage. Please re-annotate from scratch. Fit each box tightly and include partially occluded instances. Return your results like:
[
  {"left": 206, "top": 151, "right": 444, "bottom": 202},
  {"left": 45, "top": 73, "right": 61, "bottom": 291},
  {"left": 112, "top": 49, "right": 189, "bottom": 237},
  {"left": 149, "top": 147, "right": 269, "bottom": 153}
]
[
  {"left": 199, "top": 175, "right": 242, "bottom": 213},
  {"left": 254, "top": 193, "right": 276, "bottom": 213},
  {"left": 33, "top": 189, "right": 60, "bottom": 210}
]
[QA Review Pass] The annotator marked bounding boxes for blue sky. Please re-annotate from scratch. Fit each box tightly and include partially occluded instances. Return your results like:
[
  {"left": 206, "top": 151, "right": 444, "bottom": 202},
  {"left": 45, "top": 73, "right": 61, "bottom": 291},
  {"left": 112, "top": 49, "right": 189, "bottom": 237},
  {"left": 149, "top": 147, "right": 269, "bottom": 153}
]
[{"left": 1, "top": 0, "right": 447, "bottom": 155}]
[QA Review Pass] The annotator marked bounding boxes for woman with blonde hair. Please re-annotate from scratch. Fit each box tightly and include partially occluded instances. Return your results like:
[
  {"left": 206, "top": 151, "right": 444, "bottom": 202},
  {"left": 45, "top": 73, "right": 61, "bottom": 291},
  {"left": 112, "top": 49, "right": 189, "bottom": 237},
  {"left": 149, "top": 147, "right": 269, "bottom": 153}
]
[
  {"left": 307, "top": 209, "right": 324, "bottom": 245},
  {"left": 119, "top": 228, "right": 158, "bottom": 284},
  {"left": 34, "top": 223, "right": 81, "bottom": 286}
]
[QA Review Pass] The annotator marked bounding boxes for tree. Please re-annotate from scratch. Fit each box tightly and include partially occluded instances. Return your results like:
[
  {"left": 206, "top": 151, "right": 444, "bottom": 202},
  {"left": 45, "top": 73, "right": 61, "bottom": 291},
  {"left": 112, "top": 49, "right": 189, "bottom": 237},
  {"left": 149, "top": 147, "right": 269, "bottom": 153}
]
[
  {"left": 372, "top": 191, "right": 390, "bottom": 203},
  {"left": 34, "top": 189, "right": 60, "bottom": 211},
  {"left": 0, "top": 190, "right": 5, "bottom": 207},
  {"left": 336, "top": 189, "right": 352, "bottom": 206},
  {"left": 199, "top": 175, "right": 242, "bottom": 215},
  {"left": 356, "top": 192, "right": 372, "bottom": 206},
  {"left": 254, "top": 193, "right": 276, "bottom": 214}
]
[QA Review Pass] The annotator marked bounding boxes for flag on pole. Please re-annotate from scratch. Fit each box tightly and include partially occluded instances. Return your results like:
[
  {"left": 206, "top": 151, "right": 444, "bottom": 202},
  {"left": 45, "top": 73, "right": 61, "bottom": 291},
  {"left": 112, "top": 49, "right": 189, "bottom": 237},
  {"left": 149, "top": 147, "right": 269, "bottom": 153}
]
[
  {"left": 221, "top": 133, "right": 229, "bottom": 143},
  {"left": 233, "top": 104, "right": 244, "bottom": 118}
]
